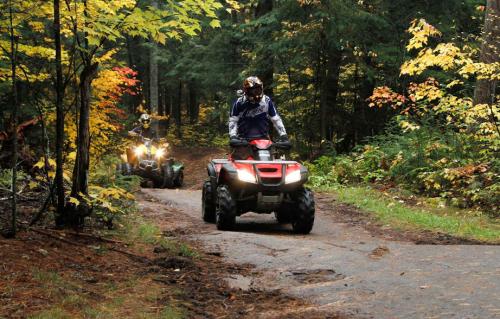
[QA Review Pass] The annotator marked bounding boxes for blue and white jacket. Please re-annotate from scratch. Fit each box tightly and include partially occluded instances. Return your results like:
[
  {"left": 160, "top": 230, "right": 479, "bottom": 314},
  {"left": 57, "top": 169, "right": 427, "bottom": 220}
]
[{"left": 228, "top": 95, "right": 287, "bottom": 139}]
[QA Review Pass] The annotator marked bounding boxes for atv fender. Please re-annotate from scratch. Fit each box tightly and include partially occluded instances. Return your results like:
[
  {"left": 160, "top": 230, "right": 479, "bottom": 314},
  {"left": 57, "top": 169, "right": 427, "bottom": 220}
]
[
  {"left": 218, "top": 163, "right": 237, "bottom": 186},
  {"left": 172, "top": 163, "right": 184, "bottom": 173},
  {"left": 207, "top": 163, "right": 217, "bottom": 191}
]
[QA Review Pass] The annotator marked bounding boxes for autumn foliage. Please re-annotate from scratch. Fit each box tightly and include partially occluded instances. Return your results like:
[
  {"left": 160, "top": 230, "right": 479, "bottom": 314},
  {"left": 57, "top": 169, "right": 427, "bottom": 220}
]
[{"left": 315, "top": 19, "right": 499, "bottom": 213}]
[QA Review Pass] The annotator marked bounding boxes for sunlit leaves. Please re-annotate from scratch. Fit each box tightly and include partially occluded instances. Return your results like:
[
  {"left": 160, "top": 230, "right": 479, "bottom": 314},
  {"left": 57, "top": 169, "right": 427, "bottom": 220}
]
[
  {"left": 209, "top": 19, "right": 221, "bottom": 28},
  {"left": 401, "top": 43, "right": 464, "bottom": 76},
  {"left": 401, "top": 19, "right": 500, "bottom": 83},
  {"left": 368, "top": 86, "right": 406, "bottom": 109},
  {"left": 68, "top": 197, "right": 80, "bottom": 206},
  {"left": 88, "top": 185, "right": 135, "bottom": 215},
  {"left": 406, "top": 19, "right": 442, "bottom": 51},
  {"left": 225, "top": 0, "right": 240, "bottom": 13},
  {"left": 370, "top": 18, "right": 499, "bottom": 197}
]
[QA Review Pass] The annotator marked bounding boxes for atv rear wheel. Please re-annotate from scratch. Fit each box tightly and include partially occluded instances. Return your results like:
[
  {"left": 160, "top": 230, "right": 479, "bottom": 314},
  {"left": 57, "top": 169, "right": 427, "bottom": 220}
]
[
  {"left": 291, "top": 188, "right": 315, "bottom": 234},
  {"left": 216, "top": 185, "right": 236, "bottom": 230},
  {"left": 162, "top": 164, "right": 174, "bottom": 188},
  {"left": 202, "top": 180, "right": 216, "bottom": 223},
  {"left": 174, "top": 170, "right": 184, "bottom": 187}
]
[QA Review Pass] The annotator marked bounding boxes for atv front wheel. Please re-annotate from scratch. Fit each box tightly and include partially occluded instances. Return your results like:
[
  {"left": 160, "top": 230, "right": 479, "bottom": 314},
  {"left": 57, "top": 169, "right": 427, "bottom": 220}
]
[
  {"left": 162, "top": 164, "right": 174, "bottom": 188},
  {"left": 119, "top": 163, "right": 132, "bottom": 176},
  {"left": 202, "top": 180, "right": 216, "bottom": 223},
  {"left": 291, "top": 188, "right": 315, "bottom": 234},
  {"left": 274, "top": 204, "right": 293, "bottom": 224},
  {"left": 216, "top": 185, "right": 236, "bottom": 230}
]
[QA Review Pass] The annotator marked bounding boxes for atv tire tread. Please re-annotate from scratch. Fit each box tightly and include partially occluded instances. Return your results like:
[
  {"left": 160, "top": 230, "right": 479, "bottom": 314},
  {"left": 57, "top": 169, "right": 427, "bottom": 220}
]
[
  {"left": 202, "top": 180, "right": 216, "bottom": 223},
  {"left": 275, "top": 205, "right": 293, "bottom": 224},
  {"left": 291, "top": 188, "right": 315, "bottom": 234},
  {"left": 216, "top": 185, "right": 236, "bottom": 230},
  {"left": 120, "top": 163, "right": 132, "bottom": 176},
  {"left": 162, "top": 164, "right": 174, "bottom": 189},
  {"left": 174, "top": 170, "right": 184, "bottom": 187}
]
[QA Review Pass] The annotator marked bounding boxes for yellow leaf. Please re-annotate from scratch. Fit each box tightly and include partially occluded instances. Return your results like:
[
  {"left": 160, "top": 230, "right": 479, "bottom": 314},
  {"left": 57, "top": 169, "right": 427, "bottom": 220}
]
[
  {"left": 63, "top": 172, "right": 71, "bottom": 183},
  {"left": 28, "top": 181, "right": 38, "bottom": 189},
  {"left": 209, "top": 19, "right": 221, "bottom": 28},
  {"left": 69, "top": 197, "right": 80, "bottom": 206},
  {"left": 33, "top": 159, "right": 45, "bottom": 169}
]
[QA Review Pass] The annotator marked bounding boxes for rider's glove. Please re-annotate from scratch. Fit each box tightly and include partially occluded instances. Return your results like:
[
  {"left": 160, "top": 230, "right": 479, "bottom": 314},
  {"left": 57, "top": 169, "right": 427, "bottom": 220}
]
[{"left": 278, "top": 134, "right": 289, "bottom": 142}]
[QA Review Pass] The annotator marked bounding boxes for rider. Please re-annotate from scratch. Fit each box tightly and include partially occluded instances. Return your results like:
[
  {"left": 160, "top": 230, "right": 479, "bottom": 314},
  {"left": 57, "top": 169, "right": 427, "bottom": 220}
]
[
  {"left": 229, "top": 76, "right": 288, "bottom": 143},
  {"left": 127, "top": 113, "right": 156, "bottom": 163},
  {"left": 128, "top": 113, "right": 155, "bottom": 139}
]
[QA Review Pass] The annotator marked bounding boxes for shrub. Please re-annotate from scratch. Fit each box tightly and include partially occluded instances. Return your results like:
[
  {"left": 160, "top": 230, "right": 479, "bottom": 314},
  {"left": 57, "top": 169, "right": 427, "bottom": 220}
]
[
  {"left": 307, "top": 123, "right": 499, "bottom": 214},
  {"left": 86, "top": 155, "right": 141, "bottom": 227}
]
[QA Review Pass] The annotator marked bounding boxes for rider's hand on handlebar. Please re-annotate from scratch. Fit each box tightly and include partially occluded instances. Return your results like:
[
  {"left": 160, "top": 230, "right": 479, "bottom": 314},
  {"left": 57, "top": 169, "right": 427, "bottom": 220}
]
[{"left": 277, "top": 134, "right": 289, "bottom": 143}]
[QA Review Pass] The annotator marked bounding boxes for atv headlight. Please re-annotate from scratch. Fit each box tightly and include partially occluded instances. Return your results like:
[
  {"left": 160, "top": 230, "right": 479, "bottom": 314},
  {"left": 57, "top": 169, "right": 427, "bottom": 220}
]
[
  {"left": 237, "top": 169, "right": 257, "bottom": 184},
  {"left": 285, "top": 169, "right": 301, "bottom": 184},
  {"left": 155, "top": 148, "right": 165, "bottom": 159},
  {"left": 134, "top": 146, "right": 144, "bottom": 157}
]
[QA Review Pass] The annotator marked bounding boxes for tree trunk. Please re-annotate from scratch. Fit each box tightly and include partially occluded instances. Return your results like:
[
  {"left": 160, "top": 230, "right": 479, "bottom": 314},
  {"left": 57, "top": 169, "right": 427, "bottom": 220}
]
[
  {"left": 8, "top": 1, "right": 18, "bottom": 237},
  {"left": 320, "top": 49, "right": 342, "bottom": 141},
  {"left": 473, "top": 0, "right": 499, "bottom": 105},
  {"left": 255, "top": 0, "right": 274, "bottom": 97},
  {"left": 174, "top": 80, "right": 182, "bottom": 137},
  {"left": 64, "top": 62, "right": 98, "bottom": 227},
  {"left": 188, "top": 82, "right": 199, "bottom": 123},
  {"left": 164, "top": 86, "right": 170, "bottom": 117},
  {"left": 149, "top": 41, "right": 159, "bottom": 137},
  {"left": 54, "top": 0, "right": 66, "bottom": 221},
  {"left": 147, "top": 0, "right": 159, "bottom": 137}
]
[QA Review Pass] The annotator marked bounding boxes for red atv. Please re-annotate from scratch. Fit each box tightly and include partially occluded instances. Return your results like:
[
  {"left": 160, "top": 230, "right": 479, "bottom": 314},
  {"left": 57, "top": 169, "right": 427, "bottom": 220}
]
[{"left": 202, "top": 138, "right": 315, "bottom": 234}]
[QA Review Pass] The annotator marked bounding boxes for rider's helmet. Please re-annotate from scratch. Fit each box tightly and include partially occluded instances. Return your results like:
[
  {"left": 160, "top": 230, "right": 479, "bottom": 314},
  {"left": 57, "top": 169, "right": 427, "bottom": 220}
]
[
  {"left": 243, "top": 76, "right": 263, "bottom": 103},
  {"left": 139, "top": 113, "right": 151, "bottom": 129}
]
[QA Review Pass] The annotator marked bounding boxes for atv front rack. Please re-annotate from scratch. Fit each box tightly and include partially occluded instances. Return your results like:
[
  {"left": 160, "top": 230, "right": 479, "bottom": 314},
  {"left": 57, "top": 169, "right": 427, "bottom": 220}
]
[
  {"left": 233, "top": 160, "right": 298, "bottom": 165},
  {"left": 211, "top": 159, "right": 298, "bottom": 165}
]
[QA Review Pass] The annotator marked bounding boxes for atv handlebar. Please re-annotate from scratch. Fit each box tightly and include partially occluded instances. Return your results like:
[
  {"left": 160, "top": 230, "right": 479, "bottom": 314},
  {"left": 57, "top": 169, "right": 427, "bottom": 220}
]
[{"left": 229, "top": 138, "right": 291, "bottom": 150}]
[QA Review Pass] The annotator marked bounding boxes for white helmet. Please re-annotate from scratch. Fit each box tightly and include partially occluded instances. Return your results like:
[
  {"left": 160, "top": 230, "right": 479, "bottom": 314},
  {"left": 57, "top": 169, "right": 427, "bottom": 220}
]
[{"left": 139, "top": 113, "right": 151, "bottom": 128}]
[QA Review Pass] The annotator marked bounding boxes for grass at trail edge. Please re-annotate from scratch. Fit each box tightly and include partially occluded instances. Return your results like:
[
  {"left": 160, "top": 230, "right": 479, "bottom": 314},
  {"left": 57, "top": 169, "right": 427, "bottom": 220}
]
[{"left": 317, "top": 185, "right": 500, "bottom": 243}]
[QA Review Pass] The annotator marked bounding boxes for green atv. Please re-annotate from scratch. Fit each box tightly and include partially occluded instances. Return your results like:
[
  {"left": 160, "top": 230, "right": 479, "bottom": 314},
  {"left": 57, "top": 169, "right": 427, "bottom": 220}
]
[{"left": 119, "top": 137, "right": 184, "bottom": 188}]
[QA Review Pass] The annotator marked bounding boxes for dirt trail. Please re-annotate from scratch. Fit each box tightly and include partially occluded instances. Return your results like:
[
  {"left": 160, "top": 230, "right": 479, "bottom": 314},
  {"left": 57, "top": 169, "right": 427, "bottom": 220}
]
[
  {"left": 140, "top": 147, "right": 500, "bottom": 319},
  {"left": 171, "top": 146, "right": 226, "bottom": 189}
]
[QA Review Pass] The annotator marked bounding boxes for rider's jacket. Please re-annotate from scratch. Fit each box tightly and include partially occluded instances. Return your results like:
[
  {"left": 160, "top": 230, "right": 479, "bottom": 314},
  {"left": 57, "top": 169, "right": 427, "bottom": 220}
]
[
  {"left": 228, "top": 95, "right": 287, "bottom": 139},
  {"left": 129, "top": 126, "right": 156, "bottom": 139}
]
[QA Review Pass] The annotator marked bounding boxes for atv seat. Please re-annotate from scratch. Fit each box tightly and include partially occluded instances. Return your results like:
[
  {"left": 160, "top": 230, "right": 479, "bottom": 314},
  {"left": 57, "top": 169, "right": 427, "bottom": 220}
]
[{"left": 229, "top": 139, "right": 249, "bottom": 148}]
